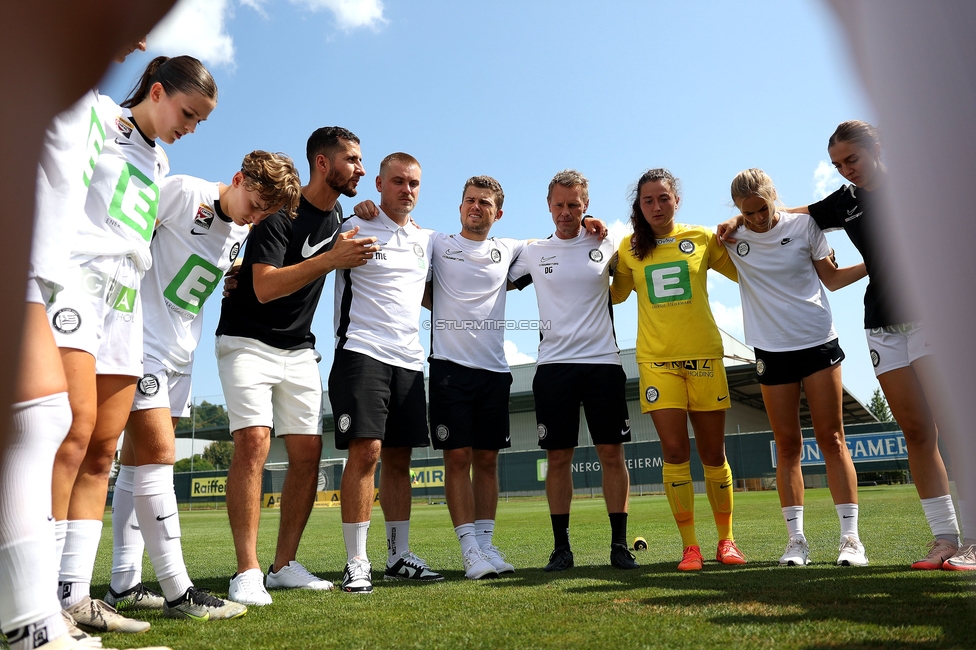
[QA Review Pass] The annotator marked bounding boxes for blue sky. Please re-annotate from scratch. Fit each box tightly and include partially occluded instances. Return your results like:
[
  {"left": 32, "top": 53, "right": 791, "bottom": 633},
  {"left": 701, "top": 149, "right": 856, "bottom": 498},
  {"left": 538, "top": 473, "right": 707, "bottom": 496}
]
[{"left": 101, "top": 0, "right": 879, "bottom": 424}]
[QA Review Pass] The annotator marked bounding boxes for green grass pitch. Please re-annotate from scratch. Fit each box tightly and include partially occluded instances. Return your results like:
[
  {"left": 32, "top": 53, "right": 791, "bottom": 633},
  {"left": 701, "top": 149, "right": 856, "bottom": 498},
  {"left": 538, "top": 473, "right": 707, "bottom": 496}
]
[{"left": 86, "top": 485, "right": 976, "bottom": 649}]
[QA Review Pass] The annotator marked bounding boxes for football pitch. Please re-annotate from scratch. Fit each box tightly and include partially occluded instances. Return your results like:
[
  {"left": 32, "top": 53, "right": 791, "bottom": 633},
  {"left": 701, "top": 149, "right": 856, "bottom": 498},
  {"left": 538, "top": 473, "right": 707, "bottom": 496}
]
[{"left": 89, "top": 485, "right": 976, "bottom": 649}]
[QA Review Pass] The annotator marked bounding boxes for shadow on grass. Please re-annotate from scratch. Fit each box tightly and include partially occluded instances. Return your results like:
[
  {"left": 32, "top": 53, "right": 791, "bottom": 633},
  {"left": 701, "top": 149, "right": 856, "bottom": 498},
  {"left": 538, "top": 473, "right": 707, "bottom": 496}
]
[{"left": 497, "top": 560, "right": 976, "bottom": 648}]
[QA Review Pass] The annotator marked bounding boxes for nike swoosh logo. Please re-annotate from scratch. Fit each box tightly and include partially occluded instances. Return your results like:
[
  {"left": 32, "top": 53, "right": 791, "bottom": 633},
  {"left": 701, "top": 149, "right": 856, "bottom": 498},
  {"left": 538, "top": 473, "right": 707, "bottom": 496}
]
[
  {"left": 670, "top": 481, "right": 690, "bottom": 487},
  {"left": 842, "top": 515, "right": 855, "bottom": 518},
  {"left": 786, "top": 517, "right": 798, "bottom": 521},
  {"left": 719, "top": 483, "right": 732, "bottom": 489},
  {"left": 717, "top": 395, "right": 728, "bottom": 401},
  {"left": 302, "top": 228, "right": 339, "bottom": 258},
  {"left": 541, "top": 256, "right": 556, "bottom": 262},
  {"left": 190, "top": 228, "right": 209, "bottom": 236},
  {"left": 504, "top": 435, "right": 511, "bottom": 442},
  {"left": 445, "top": 249, "right": 463, "bottom": 255},
  {"left": 115, "top": 138, "right": 133, "bottom": 147},
  {"left": 830, "top": 357, "right": 842, "bottom": 365},
  {"left": 780, "top": 238, "right": 793, "bottom": 245},
  {"left": 621, "top": 427, "right": 631, "bottom": 436},
  {"left": 156, "top": 513, "right": 177, "bottom": 521},
  {"left": 847, "top": 206, "right": 858, "bottom": 215}
]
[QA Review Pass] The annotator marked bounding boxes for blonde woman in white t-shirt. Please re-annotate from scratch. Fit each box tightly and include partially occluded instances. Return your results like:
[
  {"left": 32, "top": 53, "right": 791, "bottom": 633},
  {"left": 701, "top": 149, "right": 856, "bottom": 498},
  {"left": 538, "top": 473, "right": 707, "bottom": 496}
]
[{"left": 724, "top": 168, "right": 867, "bottom": 567}]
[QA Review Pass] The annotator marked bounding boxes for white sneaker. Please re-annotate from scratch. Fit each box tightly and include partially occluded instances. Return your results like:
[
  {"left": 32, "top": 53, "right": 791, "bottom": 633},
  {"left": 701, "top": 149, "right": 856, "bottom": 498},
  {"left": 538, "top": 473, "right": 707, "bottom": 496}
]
[
  {"left": 228, "top": 568, "right": 272, "bottom": 606},
  {"left": 837, "top": 535, "right": 869, "bottom": 566},
  {"left": 481, "top": 544, "right": 515, "bottom": 574},
  {"left": 779, "top": 536, "right": 811, "bottom": 566},
  {"left": 266, "top": 561, "right": 335, "bottom": 591},
  {"left": 462, "top": 546, "right": 499, "bottom": 580},
  {"left": 341, "top": 557, "right": 373, "bottom": 594},
  {"left": 63, "top": 597, "right": 151, "bottom": 634}
]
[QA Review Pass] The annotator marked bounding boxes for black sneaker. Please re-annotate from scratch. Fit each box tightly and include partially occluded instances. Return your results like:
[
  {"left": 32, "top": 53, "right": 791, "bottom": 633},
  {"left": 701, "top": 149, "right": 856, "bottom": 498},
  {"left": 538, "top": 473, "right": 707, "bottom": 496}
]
[
  {"left": 384, "top": 551, "right": 445, "bottom": 582},
  {"left": 543, "top": 546, "right": 574, "bottom": 572},
  {"left": 611, "top": 543, "right": 639, "bottom": 570}
]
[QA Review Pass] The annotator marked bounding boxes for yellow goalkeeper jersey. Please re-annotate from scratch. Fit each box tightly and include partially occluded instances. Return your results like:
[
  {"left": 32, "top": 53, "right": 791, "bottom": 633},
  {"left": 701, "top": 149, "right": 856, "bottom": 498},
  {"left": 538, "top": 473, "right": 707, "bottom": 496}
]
[{"left": 611, "top": 223, "right": 737, "bottom": 363}]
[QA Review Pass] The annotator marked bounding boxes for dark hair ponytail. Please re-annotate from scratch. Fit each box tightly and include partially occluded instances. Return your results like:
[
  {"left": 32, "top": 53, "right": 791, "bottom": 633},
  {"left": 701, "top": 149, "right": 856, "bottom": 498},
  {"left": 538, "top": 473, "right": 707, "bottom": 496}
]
[{"left": 121, "top": 55, "right": 217, "bottom": 108}]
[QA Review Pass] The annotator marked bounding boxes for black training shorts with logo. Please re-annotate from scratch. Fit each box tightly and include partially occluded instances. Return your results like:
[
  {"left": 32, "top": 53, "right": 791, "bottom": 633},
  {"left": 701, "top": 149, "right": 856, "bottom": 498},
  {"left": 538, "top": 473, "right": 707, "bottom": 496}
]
[
  {"left": 754, "top": 338, "right": 845, "bottom": 386},
  {"left": 428, "top": 358, "right": 513, "bottom": 451},
  {"left": 532, "top": 363, "right": 630, "bottom": 450},
  {"left": 329, "top": 348, "right": 430, "bottom": 450}
]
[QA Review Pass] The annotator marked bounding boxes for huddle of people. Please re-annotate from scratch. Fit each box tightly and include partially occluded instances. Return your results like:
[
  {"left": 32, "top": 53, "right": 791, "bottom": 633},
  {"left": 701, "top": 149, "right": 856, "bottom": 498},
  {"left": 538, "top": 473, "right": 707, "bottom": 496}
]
[{"left": 0, "top": 39, "right": 971, "bottom": 650}]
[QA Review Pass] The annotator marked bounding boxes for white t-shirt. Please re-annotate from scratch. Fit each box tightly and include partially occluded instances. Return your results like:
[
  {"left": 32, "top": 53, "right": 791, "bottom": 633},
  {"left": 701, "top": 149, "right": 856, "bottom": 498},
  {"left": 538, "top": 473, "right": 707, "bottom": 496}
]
[
  {"left": 142, "top": 176, "right": 249, "bottom": 371},
  {"left": 725, "top": 212, "right": 837, "bottom": 351},
  {"left": 32, "top": 90, "right": 103, "bottom": 289},
  {"left": 333, "top": 210, "right": 433, "bottom": 371},
  {"left": 508, "top": 229, "right": 620, "bottom": 365},
  {"left": 71, "top": 96, "right": 169, "bottom": 272},
  {"left": 429, "top": 232, "right": 524, "bottom": 373}
]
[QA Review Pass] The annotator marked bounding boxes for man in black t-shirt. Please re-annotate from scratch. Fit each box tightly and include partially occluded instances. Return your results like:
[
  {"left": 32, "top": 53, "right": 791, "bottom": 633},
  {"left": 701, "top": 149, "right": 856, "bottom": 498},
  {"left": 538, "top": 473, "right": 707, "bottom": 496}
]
[{"left": 215, "top": 127, "right": 378, "bottom": 606}]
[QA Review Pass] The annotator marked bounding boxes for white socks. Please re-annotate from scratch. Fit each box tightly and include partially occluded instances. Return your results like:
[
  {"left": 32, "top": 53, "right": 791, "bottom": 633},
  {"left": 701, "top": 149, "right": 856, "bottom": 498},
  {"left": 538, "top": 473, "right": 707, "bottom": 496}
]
[
  {"left": 59, "top": 519, "right": 103, "bottom": 608},
  {"left": 782, "top": 506, "right": 804, "bottom": 539},
  {"left": 386, "top": 520, "right": 409, "bottom": 565},
  {"left": 920, "top": 494, "right": 960, "bottom": 543},
  {"left": 836, "top": 503, "right": 860, "bottom": 539},
  {"left": 110, "top": 465, "right": 144, "bottom": 594},
  {"left": 133, "top": 464, "right": 192, "bottom": 601},
  {"left": 343, "top": 521, "right": 370, "bottom": 562},
  {"left": 475, "top": 519, "right": 495, "bottom": 549},
  {"left": 455, "top": 523, "right": 479, "bottom": 555},
  {"left": 0, "top": 394, "right": 70, "bottom": 634}
]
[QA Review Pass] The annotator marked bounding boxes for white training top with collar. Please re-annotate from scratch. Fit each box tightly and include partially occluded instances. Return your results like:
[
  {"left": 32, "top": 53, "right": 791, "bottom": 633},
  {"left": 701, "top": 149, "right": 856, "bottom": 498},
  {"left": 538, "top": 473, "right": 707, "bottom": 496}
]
[
  {"left": 725, "top": 211, "right": 837, "bottom": 351},
  {"left": 333, "top": 210, "right": 433, "bottom": 371},
  {"left": 508, "top": 228, "right": 620, "bottom": 366},
  {"left": 429, "top": 232, "right": 525, "bottom": 373}
]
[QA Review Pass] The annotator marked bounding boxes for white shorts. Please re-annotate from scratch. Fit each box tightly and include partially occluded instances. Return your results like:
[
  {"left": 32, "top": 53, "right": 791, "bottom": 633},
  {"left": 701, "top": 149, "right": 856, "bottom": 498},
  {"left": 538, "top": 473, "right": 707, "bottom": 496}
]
[
  {"left": 131, "top": 354, "right": 192, "bottom": 418},
  {"left": 215, "top": 335, "right": 322, "bottom": 436},
  {"left": 866, "top": 321, "right": 932, "bottom": 376},
  {"left": 48, "top": 255, "right": 143, "bottom": 376}
]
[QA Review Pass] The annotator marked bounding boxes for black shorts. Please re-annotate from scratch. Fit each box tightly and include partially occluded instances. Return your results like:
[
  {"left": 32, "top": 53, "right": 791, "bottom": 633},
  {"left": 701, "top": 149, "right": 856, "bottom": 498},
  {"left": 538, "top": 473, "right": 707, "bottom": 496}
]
[
  {"left": 754, "top": 339, "right": 845, "bottom": 386},
  {"left": 532, "top": 363, "right": 631, "bottom": 450},
  {"left": 428, "top": 359, "right": 513, "bottom": 451},
  {"left": 328, "top": 348, "right": 430, "bottom": 450}
]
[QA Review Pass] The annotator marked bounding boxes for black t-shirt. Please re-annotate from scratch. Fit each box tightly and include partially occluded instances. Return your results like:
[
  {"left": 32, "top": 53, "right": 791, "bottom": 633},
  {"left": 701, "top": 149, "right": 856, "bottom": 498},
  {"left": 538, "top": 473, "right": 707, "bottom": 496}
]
[
  {"left": 807, "top": 184, "right": 911, "bottom": 328},
  {"left": 216, "top": 195, "right": 343, "bottom": 350}
]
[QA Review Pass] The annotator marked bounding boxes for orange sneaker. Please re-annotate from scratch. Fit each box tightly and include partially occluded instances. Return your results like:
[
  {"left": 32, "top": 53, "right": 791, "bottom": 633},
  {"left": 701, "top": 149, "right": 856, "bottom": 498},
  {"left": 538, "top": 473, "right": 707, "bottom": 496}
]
[
  {"left": 716, "top": 539, "right": 747, "bottom": 565},
  {"left": 677, "top": 545, "right": 703, "bottom": 571}
]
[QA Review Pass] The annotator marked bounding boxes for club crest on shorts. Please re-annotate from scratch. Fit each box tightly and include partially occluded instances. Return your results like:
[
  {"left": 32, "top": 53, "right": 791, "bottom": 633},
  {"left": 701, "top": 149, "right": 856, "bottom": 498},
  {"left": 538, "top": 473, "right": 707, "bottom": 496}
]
[
  {"left": 435, "top": 424, "right": 449, "bottom": 441},
  {"left": 645, "top": 386, "right": 660, "bottom": 403},
  {"left": 679, "top": 240, "right": 695, "bottom": 254},
  {"left": 338, "top": 414, "right": 352, "bottom": 433},
  {"left": 870, "top": 349, "right": 880, "bottom": 367},
  {"left": 412, "top": 243, "right": 424, "bottom": 258},
  {"left": 537, "top": 424, "right": 547, "bottom": 440},
  {"left": 52, "top": 308, "right": 81, "bottom": 334},
  {"left": 490, "top": 248, "right": 501, "bottom": 263},
  {"left": 230, "top": 242, "right": 241, "bottom": 262},
  {"left": 736, "top": 242, "right": 750, "bottom": 257},
  {"left": 137, "top": 374, "right": 160, "bottom": 396},
  {"left": 589, "top": 248, "right": 603, "bottom": 262},
  {"left": 756, "top": 359, "right": 766, "bottom": 376}
]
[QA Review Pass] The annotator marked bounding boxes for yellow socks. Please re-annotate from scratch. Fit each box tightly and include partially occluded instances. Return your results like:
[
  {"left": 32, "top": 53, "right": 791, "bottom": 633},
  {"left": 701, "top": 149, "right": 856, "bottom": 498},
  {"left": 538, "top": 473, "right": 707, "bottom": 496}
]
[
  {"left": 703, "top": 460, "right": 734, "bottom": 541},
  {"left": 663, "top": 461, "right": 698, "bottom": 548}
]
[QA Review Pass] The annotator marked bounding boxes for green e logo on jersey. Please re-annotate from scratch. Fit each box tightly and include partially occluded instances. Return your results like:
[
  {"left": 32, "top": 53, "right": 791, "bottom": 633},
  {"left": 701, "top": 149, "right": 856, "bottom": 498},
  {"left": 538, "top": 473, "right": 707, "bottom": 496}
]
[
  {"left": 644, "top": 260, "right": 691, "bottom": 304},
  {"left": 164, "top": 255, "right": 222, "bottom": 314},
  {"left": 108, "top": 163, "right": 158, "bottom": 242},
  {"left": 83, "top": 107, "right": 106, "bottom": 188}
]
